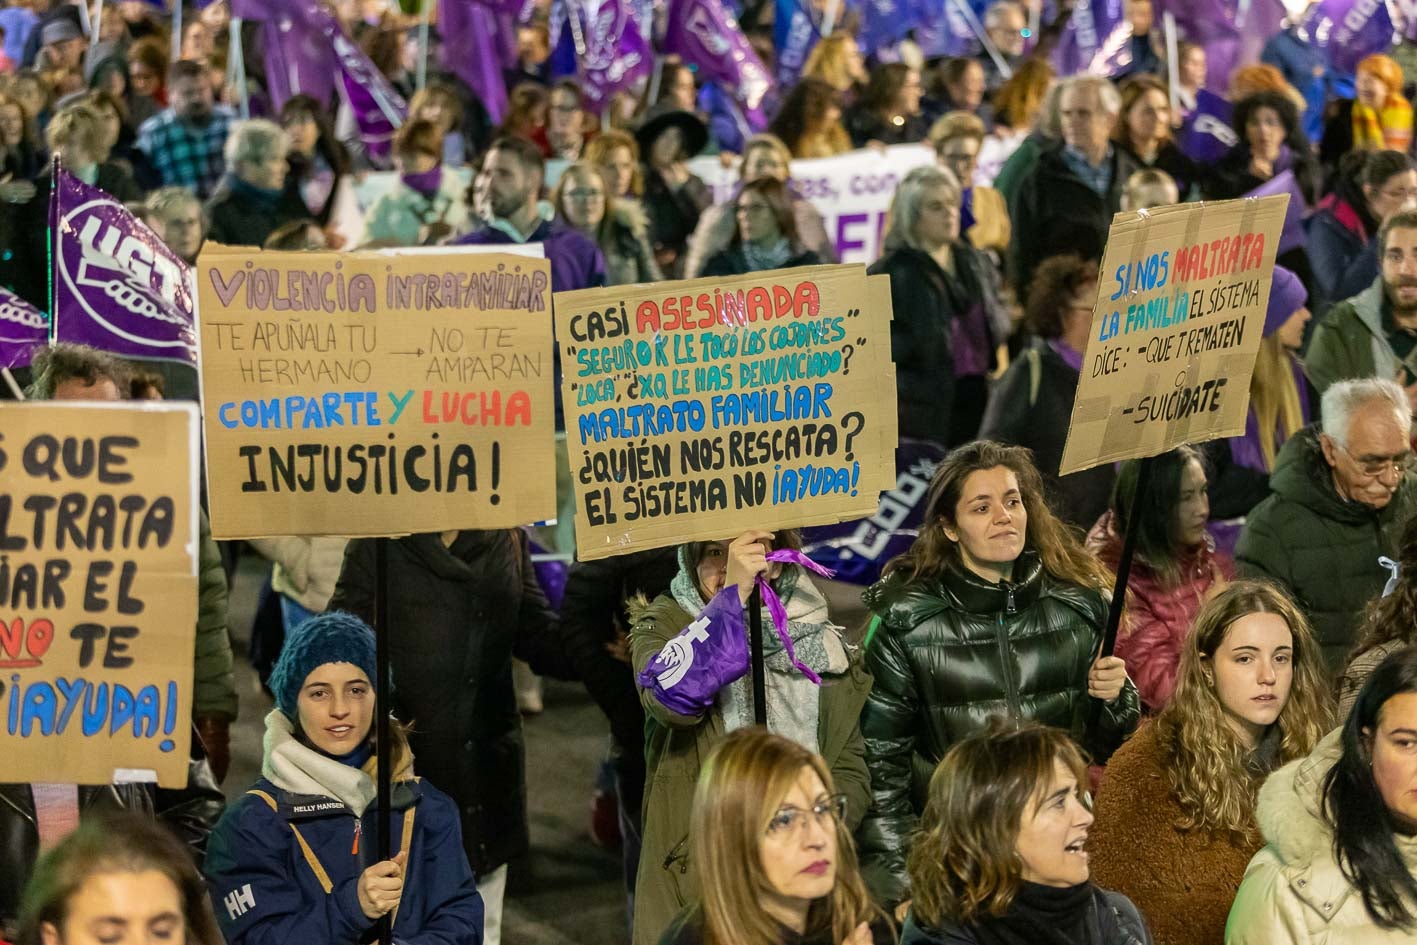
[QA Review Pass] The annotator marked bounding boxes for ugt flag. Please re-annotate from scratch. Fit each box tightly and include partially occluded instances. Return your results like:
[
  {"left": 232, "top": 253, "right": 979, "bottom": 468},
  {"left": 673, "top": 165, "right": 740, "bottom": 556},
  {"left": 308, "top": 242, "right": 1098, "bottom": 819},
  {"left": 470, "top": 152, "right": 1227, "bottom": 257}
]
[
  {"left": 1306, "top": 0, "right": 1398, "bottom": 75},
  {"left": 0, "top": 286, "right": 47, "bottom": 370},
  {"left": 50, "top": 166, "right": 197, "bottom": 366}
]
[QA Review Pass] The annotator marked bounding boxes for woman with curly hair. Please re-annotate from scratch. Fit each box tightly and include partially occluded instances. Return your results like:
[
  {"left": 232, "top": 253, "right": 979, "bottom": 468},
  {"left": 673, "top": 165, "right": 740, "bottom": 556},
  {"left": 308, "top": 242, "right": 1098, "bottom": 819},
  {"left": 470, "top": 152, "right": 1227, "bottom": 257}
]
[
  {"left": 858, "top": 441, "right": 1141, "bottom": 906},
  {"left": 770, "top": 77, "right": 852, "bottom": 159},
  {"left": 1340, "top": 515, "right": 1417, "bottom": 715},
  {"left": 1088, "top": 581, "right": 1333, "bottom": 945},
  {"left": 902, "top": 720, "right": 1152, "bottom": 945},
  {"left": 802, "top": 32, "right": 868, "bottom": 99}
]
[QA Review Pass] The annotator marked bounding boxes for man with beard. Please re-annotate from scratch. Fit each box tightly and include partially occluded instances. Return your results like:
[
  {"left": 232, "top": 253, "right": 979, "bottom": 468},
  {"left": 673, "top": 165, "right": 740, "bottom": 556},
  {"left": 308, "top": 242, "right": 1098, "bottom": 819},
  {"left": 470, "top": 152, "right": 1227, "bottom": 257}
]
[
  {"left": 137, "top": 59, "right": 235, "bottom": 198},
  {"left": 1309, "top": 209, "right": 1417, "bottom": 411}
]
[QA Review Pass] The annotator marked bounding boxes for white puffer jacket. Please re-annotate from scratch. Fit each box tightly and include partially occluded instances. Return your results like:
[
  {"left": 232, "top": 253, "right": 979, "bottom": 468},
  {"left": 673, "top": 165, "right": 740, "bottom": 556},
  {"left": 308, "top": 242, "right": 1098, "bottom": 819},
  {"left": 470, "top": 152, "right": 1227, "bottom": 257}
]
[{"left": 248, "top": 537, "right": 349, "bottom": 614}]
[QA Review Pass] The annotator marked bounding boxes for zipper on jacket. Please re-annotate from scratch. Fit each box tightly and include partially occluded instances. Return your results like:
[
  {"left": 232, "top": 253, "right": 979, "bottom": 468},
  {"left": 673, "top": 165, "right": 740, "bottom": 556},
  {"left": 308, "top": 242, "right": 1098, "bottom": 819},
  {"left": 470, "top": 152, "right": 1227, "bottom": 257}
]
[
  {"left": 352, "top": 817, "right": 362, "bottom": 856},
  {"left": 996, "top": 583, "right": 1021, "bottom": 716}
]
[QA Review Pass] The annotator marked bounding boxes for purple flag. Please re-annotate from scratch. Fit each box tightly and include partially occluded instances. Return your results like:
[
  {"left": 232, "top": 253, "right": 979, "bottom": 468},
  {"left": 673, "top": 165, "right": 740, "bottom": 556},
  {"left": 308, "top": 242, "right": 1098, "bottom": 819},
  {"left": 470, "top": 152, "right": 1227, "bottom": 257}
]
[
  {"left": 441, "top": 0, "right": 512, "bottom": 125},
  {"left": 235, "top": 0, "right": 405, "bottom": 163},
  {"left": 775, "top": 0, "right": 820, "bottom": 85},
  {"left": 1050, "top": 0, "right": 1129, "bottom": 76},
  {"left": 1178, "top": 88, "right": 1237, "bottom": 163},
  {"left": 1305, "top": 0, "right": 1397, "bottom": 75},
  {"left": 573, "top": 0, "right": 653, "bottom": 112},
  {"left": 0, "top": 287, "right": 47, "bottom": 371},
  {"left": 1248, "top": 169, "right": 1306, "bottom": 254},
  {"left": 50, "top": 166, "right": 197, "bottom": 366},
  {"left": 662, "top": 0, "right": 772, "bottom": 130},
  {"left": 1153, "top": 0, "right": 1287, "bottom": 95},
  {"left": 915, "top": 0, "right": 983, "bottom": 58},
  {"left": 856, "top": 0, "right": 918, "bottom": 57}
]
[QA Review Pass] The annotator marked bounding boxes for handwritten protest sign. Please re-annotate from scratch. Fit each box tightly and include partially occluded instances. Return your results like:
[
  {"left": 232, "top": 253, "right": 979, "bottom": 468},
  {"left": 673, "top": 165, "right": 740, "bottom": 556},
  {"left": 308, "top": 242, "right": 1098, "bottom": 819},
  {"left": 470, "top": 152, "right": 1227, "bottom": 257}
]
[
  {"left": 0, "top": 403, "right": 199, "bottom": 787},
  {"left": 556, "top": 264, "right": 896, "bottom": 561},
  {"left": 1059, "top": 195, "right": 1288, "bottom": 475},
  {"left": 197, "top": 245, "right": 557, "bottom": 539}
]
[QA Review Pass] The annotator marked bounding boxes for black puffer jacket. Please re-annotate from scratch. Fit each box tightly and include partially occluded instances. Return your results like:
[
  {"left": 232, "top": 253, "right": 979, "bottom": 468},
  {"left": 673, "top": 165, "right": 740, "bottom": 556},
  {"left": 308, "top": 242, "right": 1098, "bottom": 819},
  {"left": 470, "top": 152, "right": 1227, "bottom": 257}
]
[
  {"left": 328, "top": 529, "right": 576, "bottom": 875},
  {"left": 857, "top": 552, "right": 1140, "bottom": 902}
]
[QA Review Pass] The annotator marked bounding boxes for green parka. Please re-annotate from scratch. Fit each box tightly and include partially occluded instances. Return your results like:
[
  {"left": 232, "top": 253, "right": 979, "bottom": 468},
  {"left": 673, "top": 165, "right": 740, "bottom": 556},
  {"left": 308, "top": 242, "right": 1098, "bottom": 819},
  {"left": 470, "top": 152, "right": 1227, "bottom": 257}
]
[
  {"left": 628, "top": 593, "right": 873, "bottom": 945},
  {"left": 858, "top": 551, "right": 1140, "bottom": 904},
  {"left": 1235, "top": 425, "right": 1417, "bottom": 671}
]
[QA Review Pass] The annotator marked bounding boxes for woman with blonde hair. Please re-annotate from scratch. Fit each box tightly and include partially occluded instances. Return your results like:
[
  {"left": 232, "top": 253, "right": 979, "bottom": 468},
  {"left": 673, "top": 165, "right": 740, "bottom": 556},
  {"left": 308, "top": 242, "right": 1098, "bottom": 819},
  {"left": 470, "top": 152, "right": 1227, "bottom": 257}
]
[
  {"left": 660, "top": 728, "right": 890, "bottom": 945},
  {"left": 902, "top": 720, "right": 1151, "bottom": 944},
  {"left": 586, "top": 129, "right": 645, "bottom": 198},
  {"left": 803, "top": 33, "right": 867, "bottom": 97},
  {"left": 978, "top": 58, "right": 1053, "bottom": 185},
  {"left": 407, "top": 82, "right": 467, "bottom": 167},
  {"left": 1088, "top": 581, "right": 1333, "bottom": 945},
  {"left": 553, "top": 161, "right": 661, "bottom": 285},
  {"left": 927, "top": 111, "right": 1009, "bottom": 253},
  {"left": 859, "top": 441, "right": 1140, "bottom": 905}
]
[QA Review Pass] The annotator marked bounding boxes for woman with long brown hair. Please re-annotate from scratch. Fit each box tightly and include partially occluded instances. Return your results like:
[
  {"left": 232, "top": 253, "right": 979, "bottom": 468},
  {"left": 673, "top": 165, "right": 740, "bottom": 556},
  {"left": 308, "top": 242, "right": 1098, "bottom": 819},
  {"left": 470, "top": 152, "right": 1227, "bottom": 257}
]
[
  {"left": 1112, "top": 74, "right": 1197, "bottom": 196},
  {"left": 1088, "top": 581, "right": 1333, "bottom": 945},
  {"left": 771, "top": 78, "right": 853, "bottom": 159},
  {"left": 903, "top": 720, "right": 1151, "bottom": 944},
  {"left": 660, "top": 729, "right": 891, "bottom": 945},
  {"left": 858, "top": 441, "right": 1140, "bottom": 906}
]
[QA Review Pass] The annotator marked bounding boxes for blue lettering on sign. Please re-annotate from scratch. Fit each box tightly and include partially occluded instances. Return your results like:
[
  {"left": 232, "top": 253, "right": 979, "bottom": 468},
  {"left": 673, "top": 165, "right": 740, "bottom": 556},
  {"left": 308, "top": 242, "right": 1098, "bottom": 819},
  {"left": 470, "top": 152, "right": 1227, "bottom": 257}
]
[{"left": 6, "top": 676, "right": 181, "bottom": 751}]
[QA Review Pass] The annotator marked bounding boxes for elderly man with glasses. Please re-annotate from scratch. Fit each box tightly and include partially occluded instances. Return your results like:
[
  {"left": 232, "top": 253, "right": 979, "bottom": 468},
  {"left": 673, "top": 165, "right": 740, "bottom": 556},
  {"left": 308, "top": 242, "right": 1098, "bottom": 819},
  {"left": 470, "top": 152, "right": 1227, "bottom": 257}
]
[{"left": 1237, "top": 376, "right": 1417, "bottom": 671}]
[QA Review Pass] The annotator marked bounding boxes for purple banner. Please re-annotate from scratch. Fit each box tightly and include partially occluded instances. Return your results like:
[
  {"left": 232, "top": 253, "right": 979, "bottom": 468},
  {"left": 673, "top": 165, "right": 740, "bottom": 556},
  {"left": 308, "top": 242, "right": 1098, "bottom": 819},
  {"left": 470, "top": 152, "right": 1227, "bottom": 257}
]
[
  {"left": 51, "top": 166, "right": 197, "bottom": 366},
  {"left": 662, "top": 0, "right": 772, "bottom": 130},
  {"left": 1306, "top": 0, "right": 1397, "bottom": 75},
  {"left": 0, "top": 286, "right": 48, "bottom": 371},
  {"left": 1050, "top": 0, "right": 1128, "bottom": 76},
  {"left": 799, "top": 438, "right": 946, "bottom": 585},
  {"left": 1178, "top": 88, "right": 1237, "bottom": 163},
  {"left": 1248, "top": 169, "right": 1307, "bottom": 253}
]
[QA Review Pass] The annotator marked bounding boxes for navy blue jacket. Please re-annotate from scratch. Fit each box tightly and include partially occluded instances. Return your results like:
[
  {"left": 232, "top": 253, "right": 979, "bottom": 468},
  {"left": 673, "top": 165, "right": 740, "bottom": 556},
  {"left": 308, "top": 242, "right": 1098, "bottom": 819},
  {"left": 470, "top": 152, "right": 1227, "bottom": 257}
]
[{"left": 204, "top": 776, "right": 483, "bottom": 945}]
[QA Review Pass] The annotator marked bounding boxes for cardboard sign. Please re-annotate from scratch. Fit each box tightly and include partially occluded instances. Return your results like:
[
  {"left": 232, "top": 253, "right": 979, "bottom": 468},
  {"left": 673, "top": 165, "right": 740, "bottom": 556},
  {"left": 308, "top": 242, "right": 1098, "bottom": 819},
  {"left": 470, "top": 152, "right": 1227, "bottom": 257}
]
[
  {"left": 555, "top": 264, "right": 897, "bottom": 561},
  {"left": 0, "top": 403, "right": 199, "bottom": 787},
  {"left": 1059, "top": 196, "right": 1289, "bottom": 475},
  {"left": 197, "top": 245, "right": 557, "bottom": 539}
]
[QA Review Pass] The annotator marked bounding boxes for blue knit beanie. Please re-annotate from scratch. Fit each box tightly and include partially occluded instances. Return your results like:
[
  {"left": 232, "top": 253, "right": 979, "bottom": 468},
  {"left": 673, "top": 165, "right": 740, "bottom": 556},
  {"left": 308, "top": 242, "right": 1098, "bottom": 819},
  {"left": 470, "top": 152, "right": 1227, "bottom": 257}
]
[{"left": 269, "top": 611, "right": 379, "bottom": 719}]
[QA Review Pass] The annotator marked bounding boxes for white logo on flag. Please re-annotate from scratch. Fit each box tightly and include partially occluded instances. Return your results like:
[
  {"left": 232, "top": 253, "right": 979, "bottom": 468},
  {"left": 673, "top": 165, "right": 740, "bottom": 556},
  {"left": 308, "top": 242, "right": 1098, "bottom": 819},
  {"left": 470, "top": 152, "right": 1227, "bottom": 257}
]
[
  {"left": 224, "top": 884, "right": 255, "bottom": 920},
  {"left": 655, "top": 615, "right": 712, "bottom": 689}
]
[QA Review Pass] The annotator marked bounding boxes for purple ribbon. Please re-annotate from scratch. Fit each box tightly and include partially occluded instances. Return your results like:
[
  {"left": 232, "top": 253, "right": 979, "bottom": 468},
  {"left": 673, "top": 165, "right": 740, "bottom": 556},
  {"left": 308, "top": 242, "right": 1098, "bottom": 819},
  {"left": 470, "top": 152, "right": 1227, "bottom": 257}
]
[{"left": 757, "top": 549, "right": 836, "bottom": 685}]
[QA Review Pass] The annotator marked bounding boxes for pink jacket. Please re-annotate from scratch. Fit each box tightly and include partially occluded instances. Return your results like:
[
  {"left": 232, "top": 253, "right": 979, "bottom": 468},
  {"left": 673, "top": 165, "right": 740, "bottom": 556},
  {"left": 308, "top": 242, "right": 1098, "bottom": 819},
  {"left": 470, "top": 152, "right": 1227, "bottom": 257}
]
[{"left": 1086, "top": 511, "right": 1234, "bottom": 712}]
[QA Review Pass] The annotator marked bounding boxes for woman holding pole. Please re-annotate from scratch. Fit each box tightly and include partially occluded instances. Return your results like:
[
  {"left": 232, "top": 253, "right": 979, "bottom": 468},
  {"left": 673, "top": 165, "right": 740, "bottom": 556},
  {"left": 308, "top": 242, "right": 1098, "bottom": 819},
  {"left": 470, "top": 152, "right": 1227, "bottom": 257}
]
[
  {"left": 628, "top": 531, "right": 872, "bottom": 945},
  {"left": 857, "top": 440, "right": 1140, "bottom": 906}
]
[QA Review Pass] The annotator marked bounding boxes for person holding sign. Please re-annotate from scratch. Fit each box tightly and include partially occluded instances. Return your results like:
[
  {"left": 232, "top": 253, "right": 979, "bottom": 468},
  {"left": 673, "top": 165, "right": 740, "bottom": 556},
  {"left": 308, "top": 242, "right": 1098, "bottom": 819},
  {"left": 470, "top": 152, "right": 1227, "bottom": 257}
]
[
  {"left": 1236, "top": 377, "right": 1417, "bottom": 672},
  {"left": 1086, "top": 447, "right": 1234, "bottom": 712},
  {"left": 203, "top": 612, "right": 484, "bottom": 945},
  {"left": 900, "top": 720, "right": 1152, "bottom": 945},
  {"left": 1087, "top": 582, "right": 1333, "bottom": 945},
  {"left": 657, "top": 729, "right": 891, "bottom": 945},
  {"left": 1225, "top": 646, "right": 1417, "bottom": 944},
  {"left": 628, "top": 531, "right": 872, "bottom": 945},
  {"left": 857, "top": 441, "right": 1140, "bottom": 905}
]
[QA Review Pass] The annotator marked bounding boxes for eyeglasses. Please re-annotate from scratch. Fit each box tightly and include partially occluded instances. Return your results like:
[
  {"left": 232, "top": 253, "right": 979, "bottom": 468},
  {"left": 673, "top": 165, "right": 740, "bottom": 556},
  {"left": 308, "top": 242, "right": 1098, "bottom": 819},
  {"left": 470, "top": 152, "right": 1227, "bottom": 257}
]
[
  {"left": 1339, "top": 442, "right": 1411, "bottom": 479},
  {"left": 566, "top": 189, "right": 605, "bottom": 201},
  {"left": 766, "top": 795, "right": 847, "bottom": 838}
]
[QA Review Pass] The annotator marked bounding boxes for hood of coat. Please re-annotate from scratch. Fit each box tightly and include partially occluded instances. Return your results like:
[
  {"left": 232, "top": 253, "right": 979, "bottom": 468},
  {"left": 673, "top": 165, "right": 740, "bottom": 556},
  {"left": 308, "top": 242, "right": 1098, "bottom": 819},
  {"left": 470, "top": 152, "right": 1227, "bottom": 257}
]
[
  {"left": 610, "top": 197, "right": 651, "bottom": 241},
  {"left": 1267, "top": 423, "right": 1410, "bottom": 526},
  {"left": 1255, "top": 727, "right": 1341, "bottom": 866},
  {"left": 262, "top": 709, "right": 414, "bottom": 816}
]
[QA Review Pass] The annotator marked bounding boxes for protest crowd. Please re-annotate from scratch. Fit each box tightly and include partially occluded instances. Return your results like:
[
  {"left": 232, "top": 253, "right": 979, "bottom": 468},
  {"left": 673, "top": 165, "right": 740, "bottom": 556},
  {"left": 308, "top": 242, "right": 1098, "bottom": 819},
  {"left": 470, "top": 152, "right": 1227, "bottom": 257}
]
[{"left": 16, "top": 0, "right": 1417, "bottom": 944}]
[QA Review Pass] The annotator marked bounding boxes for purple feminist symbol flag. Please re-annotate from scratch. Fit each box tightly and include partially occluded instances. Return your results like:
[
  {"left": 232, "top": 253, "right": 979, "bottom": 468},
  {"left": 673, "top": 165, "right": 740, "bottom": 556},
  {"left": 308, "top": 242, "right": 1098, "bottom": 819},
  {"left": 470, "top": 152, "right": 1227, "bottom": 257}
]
[
  {"left": 50, "top": 166, "right": 197, "bottom": 366},
  {"left": 775, "top": 0, "right": 819, "bottom": 85},
  {"left": 1306, "top": 0, "right": 1397, "bottom": 75},
  {"left": 663, "top": 0, "right": 772, "bottom": 129},
  {"left": 0, "top": 287, "right": 48, "bottom": 370},
  {"left": 575, "top": 0, "right": 653, "bottom": 112},
  {"left": 1051, "top": 0, "right": 1128, "bottom": 76},
  {"left": 1178, "top": 88, "right": 1237, "bottom": 163}
]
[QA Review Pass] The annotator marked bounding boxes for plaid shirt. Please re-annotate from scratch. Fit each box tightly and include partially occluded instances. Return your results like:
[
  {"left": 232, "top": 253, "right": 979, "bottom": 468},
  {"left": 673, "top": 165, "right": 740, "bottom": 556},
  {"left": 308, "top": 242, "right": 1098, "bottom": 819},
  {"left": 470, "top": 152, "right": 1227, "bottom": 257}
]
[{"left": 136, "top": 106, "right": 235, "bottom": 198}]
